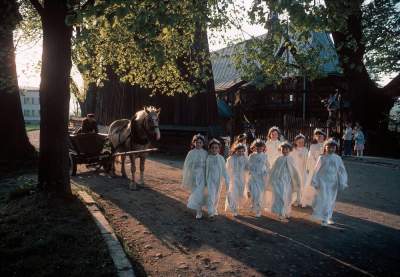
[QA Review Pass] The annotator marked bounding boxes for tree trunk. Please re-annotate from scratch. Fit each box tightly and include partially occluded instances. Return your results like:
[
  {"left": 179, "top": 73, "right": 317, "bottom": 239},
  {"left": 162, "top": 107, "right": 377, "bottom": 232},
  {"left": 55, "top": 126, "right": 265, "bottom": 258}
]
[
  {"left": 38, "top": 0, "right": 72, "bottom": 195},
  {"left": 82, "top": 81, "right": 98, "bottom": 116},
  {"left": 0, "top": 0, "right": 36, "bottom": 168},
  {"left": 326, "top": 0, "right": 391, "bottom": 129}
]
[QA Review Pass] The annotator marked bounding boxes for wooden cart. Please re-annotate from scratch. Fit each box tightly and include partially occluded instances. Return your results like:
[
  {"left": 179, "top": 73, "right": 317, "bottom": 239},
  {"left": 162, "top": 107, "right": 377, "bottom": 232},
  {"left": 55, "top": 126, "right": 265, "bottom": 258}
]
[{"left": 68, "top": 133, "right": 112, "bottom": 176}]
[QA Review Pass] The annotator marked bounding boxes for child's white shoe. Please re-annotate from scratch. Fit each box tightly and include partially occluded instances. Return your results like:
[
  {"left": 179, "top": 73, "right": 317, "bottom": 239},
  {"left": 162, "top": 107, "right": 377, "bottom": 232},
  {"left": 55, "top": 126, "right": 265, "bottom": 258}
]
[
  {"left": 233, "top": 212, "right": 238, "bottom": 217},
  {"left": 327, "top": 219, "right": 334, "bottom": 225},
  {"left": 196, "top": 210, "right": 203, "bottom": 219},
  {"left": 255, "top": 211, "right": 261, "bottom": 217}
]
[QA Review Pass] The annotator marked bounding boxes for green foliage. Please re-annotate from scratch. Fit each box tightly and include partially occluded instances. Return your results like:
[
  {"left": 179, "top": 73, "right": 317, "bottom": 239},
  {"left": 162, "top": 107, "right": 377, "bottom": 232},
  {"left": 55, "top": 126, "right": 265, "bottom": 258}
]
[
  {"left": 0, "top": 0, "right": 21, "bottom": 92},
  {"left": 72, "top": 0, "right": 215, "bottom": 96},
  {"left": 8, "top": 176, "right": 36, "bottom": 200},
  {"left": 15, "top": 0, "right": 42, "bottom": 48},
  {"left": 226, "top": 0, "right": 337, "bottom": 87},
  {"left": 362, "top": 0, "right": 400, "bottom": 80}
]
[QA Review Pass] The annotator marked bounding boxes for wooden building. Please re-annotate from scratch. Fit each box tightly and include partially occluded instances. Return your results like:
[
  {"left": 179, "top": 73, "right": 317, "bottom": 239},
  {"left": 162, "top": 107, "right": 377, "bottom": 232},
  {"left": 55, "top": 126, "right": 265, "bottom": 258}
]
[
  {"left": 87, "top": 71, "right": 219, "bottom": 153},
  {"left": 210, "top": 32, "right": 348, "bottom": 142}
]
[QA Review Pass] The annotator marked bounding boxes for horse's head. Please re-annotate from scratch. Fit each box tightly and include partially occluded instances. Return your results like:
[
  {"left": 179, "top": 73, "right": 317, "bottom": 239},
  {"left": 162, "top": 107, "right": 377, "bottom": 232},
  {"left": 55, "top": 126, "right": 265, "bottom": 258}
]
[{"left": 144, "top": 106, "right": 161, "bottom": 141}]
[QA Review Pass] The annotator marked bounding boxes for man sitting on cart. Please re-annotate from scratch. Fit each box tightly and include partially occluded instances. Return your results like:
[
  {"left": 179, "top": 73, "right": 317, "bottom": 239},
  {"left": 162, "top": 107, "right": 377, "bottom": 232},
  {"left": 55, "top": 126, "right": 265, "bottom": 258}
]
[{"left": 76, "top": 113, "right": 98, "bottom": 134}]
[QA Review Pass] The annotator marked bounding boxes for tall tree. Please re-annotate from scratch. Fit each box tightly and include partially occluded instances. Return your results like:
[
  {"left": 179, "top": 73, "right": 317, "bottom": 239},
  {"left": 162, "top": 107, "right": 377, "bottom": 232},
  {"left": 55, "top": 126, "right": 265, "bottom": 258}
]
[
  {"left": 29, "top": 0, "right": 73, "bottom": 195},
  {"left": 240, "top": 0, "right": 399, "bottom": 129},
  {"left": 324, "top": 0, "right": 393, "bottom": 127},
  {"left": 0, "top": 0, "right": 36, "bottom": 168}
]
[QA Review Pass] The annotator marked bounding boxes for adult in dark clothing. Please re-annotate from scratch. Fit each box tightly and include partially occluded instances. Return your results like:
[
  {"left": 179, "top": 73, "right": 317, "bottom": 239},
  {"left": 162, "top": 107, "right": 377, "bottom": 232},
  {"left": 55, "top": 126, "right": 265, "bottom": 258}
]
[
  {"left": 78, "top": 114, "right": 98, "bottom": 134},
  {"left": 246, "top": 125, "right": 257, "bottom": 146}
]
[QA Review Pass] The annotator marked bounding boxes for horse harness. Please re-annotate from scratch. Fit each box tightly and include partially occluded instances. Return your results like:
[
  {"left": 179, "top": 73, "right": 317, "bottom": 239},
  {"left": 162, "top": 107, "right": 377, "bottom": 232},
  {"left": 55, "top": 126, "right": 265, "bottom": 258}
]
[{"left": 114, "top": 114, "right": 152, "bottom": 152}]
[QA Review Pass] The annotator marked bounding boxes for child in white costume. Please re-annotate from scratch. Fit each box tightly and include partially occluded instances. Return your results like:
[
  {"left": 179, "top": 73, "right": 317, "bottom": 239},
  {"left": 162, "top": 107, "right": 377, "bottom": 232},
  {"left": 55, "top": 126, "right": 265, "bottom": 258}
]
[
  {"left": 290, "top": 134, "right": 308, "bottom": 206},
  {"left": 248, "top": 139, "right": 270, "bottom": 217},
  {"left": 302, "top": 129, "right": 326, "bottom": 207},
  {"left": 182, "top": 134, "right": 208, "bottom": 219},
  {"left": 225, "top": 143, "right": 248, "bottom": 216},
  {"left": 312, "top": 139, "right": 348, "bottom": 226},
  {"left": 268, "top": 141, "right": 300, "bottom": 220},
  {"left": 265, "top": 126, "right": 282, "bottom": 167},
  {"left": 206, "top": 139, "right": 230, "bottom": 218}
]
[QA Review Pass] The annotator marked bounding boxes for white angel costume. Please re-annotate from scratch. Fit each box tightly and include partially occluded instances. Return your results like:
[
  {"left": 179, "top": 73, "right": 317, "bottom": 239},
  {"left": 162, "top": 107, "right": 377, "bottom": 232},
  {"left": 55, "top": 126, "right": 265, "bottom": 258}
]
[
  {"left": 266, "top": 139, "right": 281, "bottom": 167},
  {"left": 311, "top": 153, "right": 348, "bottom": 223},
  {"left": 290, "top": 147, "right": 308, "bottom": 205},
  {"left": 302, "top": 143, "right": 324, "bottom": 206},
  {"left": 248, "top": 152, "right": 270, "bottom": 214},
  {"left": 206, "top": 154, "right": 229, "bottom": 216},
  {"left": 182, "top": 148, "right": 207, "bottom": 211},
  {"left": 268, "top": 155, "right": 300, "bottom": 218},
  {"left": 225, "top": 155, "right": 248, "bottom": 214}
]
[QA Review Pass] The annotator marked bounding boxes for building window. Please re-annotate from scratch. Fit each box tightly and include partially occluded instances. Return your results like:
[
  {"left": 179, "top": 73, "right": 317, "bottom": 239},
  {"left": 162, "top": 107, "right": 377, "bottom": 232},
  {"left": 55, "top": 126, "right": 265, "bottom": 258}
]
[
  {"left": 25, "top": 110, "right": 30, "bottom": 117},
  {"left": 24, "top": 97, "right": 29, "bottom": 104}
]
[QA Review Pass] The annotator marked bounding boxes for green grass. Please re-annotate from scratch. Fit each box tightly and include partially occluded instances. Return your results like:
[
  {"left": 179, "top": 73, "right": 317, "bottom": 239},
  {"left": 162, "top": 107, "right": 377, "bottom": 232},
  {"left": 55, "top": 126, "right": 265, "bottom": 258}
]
[{"left": 25, "top": 123, "right": 40, "bottom": 132}]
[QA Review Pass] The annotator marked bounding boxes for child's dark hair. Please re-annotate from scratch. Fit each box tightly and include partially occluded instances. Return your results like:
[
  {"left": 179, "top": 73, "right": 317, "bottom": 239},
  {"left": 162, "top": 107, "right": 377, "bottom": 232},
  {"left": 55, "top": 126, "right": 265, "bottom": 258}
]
[
  {"left": 208, "top": 138, "right": 221, "bottom": 149},
  {"left": 250, "top": 139, "right": 266, "bottom": 151},
  {"left": 230, "top": 142, "right": 246, "bottom": 155},
  {"left": 267, "top": 126, "right": 281, "bottom": 139},
  {"left": 293, "top": 134, "right": 306, "bottom": 148},
  {"left": 191, "top": 134, "right": 206, "bottom": 149}
]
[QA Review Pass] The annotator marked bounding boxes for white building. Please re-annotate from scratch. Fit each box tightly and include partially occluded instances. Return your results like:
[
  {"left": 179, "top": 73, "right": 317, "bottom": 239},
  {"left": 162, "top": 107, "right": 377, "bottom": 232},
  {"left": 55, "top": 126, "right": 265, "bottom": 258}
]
[{"left": 20, "top": 87, "right": 40, "bottom": 123}]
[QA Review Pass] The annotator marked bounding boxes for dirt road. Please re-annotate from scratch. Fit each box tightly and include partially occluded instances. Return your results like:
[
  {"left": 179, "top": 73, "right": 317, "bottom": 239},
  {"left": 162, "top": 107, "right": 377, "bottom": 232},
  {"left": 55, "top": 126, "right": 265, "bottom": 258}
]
[{"left": 71, "top": 154, "right": 400, "bottom": 277}]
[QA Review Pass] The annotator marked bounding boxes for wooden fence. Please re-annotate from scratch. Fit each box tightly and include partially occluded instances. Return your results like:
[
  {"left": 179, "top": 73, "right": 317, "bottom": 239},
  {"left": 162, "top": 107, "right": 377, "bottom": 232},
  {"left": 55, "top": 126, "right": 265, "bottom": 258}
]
[{"left": 255, "top": 114, "right": 326, "bottom": 146}]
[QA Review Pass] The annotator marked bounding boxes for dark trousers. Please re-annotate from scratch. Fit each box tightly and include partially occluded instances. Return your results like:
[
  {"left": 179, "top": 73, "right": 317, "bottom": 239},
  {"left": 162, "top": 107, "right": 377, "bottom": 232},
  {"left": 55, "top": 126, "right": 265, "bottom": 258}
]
[{"left": 344, "top": 140, "right": 352, "bottom": 156}]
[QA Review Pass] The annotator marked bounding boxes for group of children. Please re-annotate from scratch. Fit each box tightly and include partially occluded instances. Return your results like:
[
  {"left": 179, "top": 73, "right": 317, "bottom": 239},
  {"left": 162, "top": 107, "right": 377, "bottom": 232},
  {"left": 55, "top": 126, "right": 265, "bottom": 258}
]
[
  {"left": 182, "top": 127, "right": 348, "bottom": 226},
  {"left": 342, "top": 122, "right": 366, "bottom": 157}
]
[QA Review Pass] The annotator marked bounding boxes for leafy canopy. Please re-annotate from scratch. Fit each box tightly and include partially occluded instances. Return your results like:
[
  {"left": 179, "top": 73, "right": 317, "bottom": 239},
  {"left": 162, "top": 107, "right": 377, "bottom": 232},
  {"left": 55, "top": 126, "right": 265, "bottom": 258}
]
[{"left": 72, "top": 0, "right": 215, "bottom": 96}]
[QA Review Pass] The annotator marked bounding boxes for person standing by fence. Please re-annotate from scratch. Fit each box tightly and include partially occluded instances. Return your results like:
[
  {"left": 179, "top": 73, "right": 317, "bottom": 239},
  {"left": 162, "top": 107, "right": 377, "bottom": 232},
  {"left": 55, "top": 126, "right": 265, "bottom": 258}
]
[
  {"left": 353, "top": 125, "right": 366, "bottom": 157},
  {"left": 342, "top": 122, "right": 353, "bottom": 156}
]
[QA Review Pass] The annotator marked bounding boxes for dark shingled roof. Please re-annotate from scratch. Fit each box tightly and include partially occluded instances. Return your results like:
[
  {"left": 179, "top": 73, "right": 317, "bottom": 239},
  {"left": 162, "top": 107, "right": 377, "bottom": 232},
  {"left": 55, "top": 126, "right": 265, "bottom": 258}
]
[{"left": 211, "top": 32, "right": 340, "bottom": 92}]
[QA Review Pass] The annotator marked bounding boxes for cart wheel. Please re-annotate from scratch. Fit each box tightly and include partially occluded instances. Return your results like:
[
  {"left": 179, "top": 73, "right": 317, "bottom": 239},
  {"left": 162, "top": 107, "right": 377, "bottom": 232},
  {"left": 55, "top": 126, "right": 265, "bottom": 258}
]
[{"left": 69, "top": 154, "right": 77, "bottom": 176}]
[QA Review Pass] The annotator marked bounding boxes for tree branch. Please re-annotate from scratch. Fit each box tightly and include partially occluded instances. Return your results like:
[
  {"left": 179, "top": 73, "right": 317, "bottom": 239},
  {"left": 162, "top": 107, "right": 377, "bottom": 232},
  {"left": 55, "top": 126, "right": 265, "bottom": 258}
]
[
  {"left": 382, "top": 73, "right": 400, "bottom": 96},
  {"left": 28, "top": 0, "right": 44, "bottom": 17},
  {"left": 80, "top": 0, "right": 94, "bottom": 11}
]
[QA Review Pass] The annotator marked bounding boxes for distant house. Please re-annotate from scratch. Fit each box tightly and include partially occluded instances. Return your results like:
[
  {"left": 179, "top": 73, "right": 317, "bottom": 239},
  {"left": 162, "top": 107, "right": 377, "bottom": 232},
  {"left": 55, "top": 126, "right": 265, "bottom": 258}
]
[{"left": 20, "top": 87, "right": 40, "bottom": 123}]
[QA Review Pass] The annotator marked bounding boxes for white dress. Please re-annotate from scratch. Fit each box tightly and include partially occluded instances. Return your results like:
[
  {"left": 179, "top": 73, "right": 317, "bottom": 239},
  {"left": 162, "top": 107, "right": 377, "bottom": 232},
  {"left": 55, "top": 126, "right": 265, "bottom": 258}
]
[
  {"left": 248, "top": 152, "right": 270, "bottom": 213},
  {"left": 268, "top": 155, "right": 300, "bottom": 217},
  {"left": 311, "top": 154, "right": 348, "bottom": 222},
  {"left": 182, "top": 148, "right": 208, "bottom": 211},
  {"left": 206, "top": 154, "right": 229, "bottom": 216},
  {"left": 302, "top": 143, "right": 324, "bottom": 206},
  {"left": 266, "top": 139, "right": 281, "bottom": 167},
  {"left": 290, "top": 147, "right": 308, "bottom": 204},
  {"left": 225, "top": 155, "right": 248, "bottom": 213}
]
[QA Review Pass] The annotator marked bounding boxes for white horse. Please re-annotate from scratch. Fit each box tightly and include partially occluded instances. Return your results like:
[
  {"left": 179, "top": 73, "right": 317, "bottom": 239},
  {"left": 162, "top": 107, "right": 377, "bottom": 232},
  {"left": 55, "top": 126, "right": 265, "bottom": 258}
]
[{"left": 108, "top": 106, "right": 161, "bottom": 189}]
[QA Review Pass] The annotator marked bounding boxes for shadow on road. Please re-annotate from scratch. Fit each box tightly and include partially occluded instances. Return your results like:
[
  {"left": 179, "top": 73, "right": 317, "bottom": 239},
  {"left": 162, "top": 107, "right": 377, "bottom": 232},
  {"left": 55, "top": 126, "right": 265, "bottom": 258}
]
[{"left": 76, "top": 171, "right": 400, "bottom": 276}]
